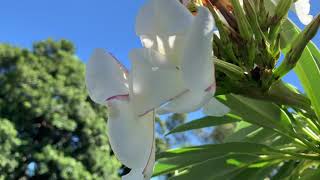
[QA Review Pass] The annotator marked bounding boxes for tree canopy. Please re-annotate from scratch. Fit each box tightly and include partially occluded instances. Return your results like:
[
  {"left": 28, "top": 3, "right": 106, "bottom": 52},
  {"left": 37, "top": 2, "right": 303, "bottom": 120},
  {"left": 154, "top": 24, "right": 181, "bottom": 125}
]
[{"left": 0, "top": 39, "right": 120, "bottom": 179}]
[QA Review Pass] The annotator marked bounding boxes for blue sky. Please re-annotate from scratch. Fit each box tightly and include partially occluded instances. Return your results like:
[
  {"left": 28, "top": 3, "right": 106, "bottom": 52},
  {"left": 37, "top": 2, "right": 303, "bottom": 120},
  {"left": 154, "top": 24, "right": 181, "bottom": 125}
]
[{"left": 0, "top": 0, "right": 319, "bottom": 121}]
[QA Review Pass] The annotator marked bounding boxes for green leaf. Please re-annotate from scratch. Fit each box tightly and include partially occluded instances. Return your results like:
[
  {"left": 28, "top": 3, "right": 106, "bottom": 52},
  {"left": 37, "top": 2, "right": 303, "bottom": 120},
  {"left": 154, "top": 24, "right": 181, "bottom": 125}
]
[
  {"left": 299, "top": 168, "right": 320, "bottom": 180},
  {"left": 169, "top": 154, "right": 277, "bottom": 180},
  {"left": 281, "top": 19, "right": 320, "bottom": 119},
  {"left": 225, "top": 121, "right": 292, "bottom": 147},
  {"left": 217, "top": 94, "right": 293, "bottom": 133},
  {"left": 271, "top": 161, "right": 297, "bottom": 180},
  {"left": 167, "top": 114, "right": 241, "bottom": 135},
  {"left": 154, "top": 142, "right": 283, "bottom": 176},
  {"left": 230, "top": 165, "right": 277, "bottom": 180},
  {"left": 307, "top": 41, "right": 320, "bottom": 67},
  {"left": 225, "top": 123, "right": 275, "bottom": 143}
]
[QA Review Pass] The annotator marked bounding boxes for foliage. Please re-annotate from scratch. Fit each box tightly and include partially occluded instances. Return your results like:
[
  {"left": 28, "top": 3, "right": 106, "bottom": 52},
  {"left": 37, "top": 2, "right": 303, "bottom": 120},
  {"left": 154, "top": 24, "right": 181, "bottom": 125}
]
[
  {"left": 155, "top": 0, "right": 320, "bottom": 179},
  {"left": 0, "top": 40, "right": 120, "bottom": 179},
  {"left": 0, "top": 118, "right": 21, "bottom": 179}
]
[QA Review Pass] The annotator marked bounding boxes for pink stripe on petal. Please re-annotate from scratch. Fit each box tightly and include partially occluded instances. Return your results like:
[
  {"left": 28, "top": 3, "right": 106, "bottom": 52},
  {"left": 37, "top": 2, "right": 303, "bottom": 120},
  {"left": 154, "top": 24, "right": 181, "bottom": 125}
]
[
  {"left": 109, "top": 52, "right": 129, "bottom": 75},
  {"left": 106, "top": 94, "right": 130, "bottom": 102},
  {"left": 205, "top": 82, "right": 216, "bottom": 92}
]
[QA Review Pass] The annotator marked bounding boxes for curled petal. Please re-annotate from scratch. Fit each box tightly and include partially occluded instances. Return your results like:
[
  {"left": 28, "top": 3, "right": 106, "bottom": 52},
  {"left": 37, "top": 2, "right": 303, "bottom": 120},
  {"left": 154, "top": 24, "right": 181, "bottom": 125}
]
[
  {"left": 203, "top": 98, "right": 230, "bottom": 117},
  {"left": 107, "top": 99, "right": 154, "bottom": 171},
  {"left": 181, "top": 7, "right": 215, "bottom": 92},
  {"left": 129, "top": 48, "right": 185, "bottom": 116},
  {"left": 157, "top": 90, "right": 213, "bottom": 114},
  {"left": 86, "top": 49, "right": 129, "bottom": 105}
]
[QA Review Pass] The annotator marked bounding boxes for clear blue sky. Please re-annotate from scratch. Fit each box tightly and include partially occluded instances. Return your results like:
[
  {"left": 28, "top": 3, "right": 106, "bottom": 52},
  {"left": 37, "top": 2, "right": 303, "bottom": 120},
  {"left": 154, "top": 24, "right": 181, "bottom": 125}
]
[{"left": 0, "top": 0, "right": 319, "bottom": 120}]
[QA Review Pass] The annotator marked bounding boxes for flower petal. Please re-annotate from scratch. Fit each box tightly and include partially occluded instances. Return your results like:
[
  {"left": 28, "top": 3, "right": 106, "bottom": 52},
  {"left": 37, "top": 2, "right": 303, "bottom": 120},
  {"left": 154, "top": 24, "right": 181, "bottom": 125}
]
[
  {"left": 181, "top": 7, "right": 215, "bottom": 92},
  {"left": 143, "top": 142, "right": 155, "bottom": 180},
  {"left": 122, "top": 169, "right": 144, "bottom": 180},
  {"left": 129, "top": 48, "right": 186, "bottom": 116},
  {"left": 85, "top": 49, "right": 129, "bottom": 105},
  {"left": 203, "top": 97, "right": 230, "bottom": 117},
  {"left": 136, "top": 0, "right": 193, "bottom": 36},
  {"left": 107, "top": 99, "right": 154, "bottom": 170},
  {"left": 157, "top": 90, "right": 213, "bottom": 114},
  {"left": 136, "top": 0, "right": 193, "bottom": 66},
  {"left": 293, "top": 0, "right": 313, "bottom": 25}
]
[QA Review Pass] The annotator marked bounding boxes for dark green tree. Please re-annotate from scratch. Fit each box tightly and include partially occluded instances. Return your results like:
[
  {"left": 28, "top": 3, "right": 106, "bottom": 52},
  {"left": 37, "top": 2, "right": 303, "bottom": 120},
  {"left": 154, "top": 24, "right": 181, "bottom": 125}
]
[{"left": 0, "top": 39, "right": 120, "bottom": 179}]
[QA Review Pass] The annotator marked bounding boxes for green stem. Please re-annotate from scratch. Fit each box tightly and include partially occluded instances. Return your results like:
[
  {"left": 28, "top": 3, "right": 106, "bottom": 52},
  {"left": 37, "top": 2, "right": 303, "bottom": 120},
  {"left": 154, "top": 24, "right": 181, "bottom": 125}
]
[{"left": 214, "top": 59, "right": 246, "bottom": 80}]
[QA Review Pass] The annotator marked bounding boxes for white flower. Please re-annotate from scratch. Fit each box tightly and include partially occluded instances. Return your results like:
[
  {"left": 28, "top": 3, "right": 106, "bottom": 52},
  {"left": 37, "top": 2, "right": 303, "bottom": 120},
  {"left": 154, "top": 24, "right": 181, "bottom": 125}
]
[
  {"left": 86, "top": 49, "right": 155, "bottom": 180},
  {"left": 86, "top": 1, "right": 230, "bottom": 180},
  {"left": 133, "top": 0, "right": 229, "bottom": 116}
]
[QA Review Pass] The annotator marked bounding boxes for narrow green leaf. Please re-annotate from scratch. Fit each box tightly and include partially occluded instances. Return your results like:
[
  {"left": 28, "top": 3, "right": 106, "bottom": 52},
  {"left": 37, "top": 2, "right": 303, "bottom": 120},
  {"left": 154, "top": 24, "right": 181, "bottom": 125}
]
[
  {"left": 280, "top": 19, "right": 320, "bottom": 119},
  {"left": 307, "top": 41, "right": 320, "bottom": 67},
  {"left": 154, "top": 142, "right": 283, "bottom": 176},
  {"left": 169, "top": 154, "right": 276, "bottom": 180},
  {"left": 274, "top": 15, "right": 320, "bottom": 79},
  {"left": 217, "top": 94, "right": 293, "bottom": 132},
  {"left": 167, "top": 114, "right": 241, "bottom": 135},
  {"left": 271, "top": 161, "right": 297, "bottom": 180},
  {"left": 225, "top": 123, "right": 276, "bottom": 144},
  {"left": 299, "top": 168, "right": 320, "bottom": 180}
]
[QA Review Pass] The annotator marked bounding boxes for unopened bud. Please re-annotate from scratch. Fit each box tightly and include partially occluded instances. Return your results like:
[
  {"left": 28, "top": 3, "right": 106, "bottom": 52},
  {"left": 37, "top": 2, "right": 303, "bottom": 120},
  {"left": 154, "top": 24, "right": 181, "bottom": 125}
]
[
  {"left": 272, "top": 0, "right": 293, "bottom": 25},
  {"left": 274, "top": 14, "right": 320, "bottom": 79},
  {"left": 230, "top": 0, "right": 253, "bottom": 41}
]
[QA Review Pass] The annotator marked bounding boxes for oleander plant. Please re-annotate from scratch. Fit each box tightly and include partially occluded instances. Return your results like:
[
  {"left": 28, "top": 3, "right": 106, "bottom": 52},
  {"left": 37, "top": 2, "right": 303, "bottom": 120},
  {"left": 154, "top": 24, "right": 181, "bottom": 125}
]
[{"left": 86, "top": 0, "right": 320, "bottom": 179}]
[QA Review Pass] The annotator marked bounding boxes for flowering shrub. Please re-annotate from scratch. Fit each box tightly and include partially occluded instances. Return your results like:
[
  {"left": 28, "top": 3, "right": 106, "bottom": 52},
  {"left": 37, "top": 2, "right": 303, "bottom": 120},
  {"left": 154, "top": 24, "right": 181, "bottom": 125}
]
[{"left": 86, "top": 0, "right": 319, "bottom": 179}]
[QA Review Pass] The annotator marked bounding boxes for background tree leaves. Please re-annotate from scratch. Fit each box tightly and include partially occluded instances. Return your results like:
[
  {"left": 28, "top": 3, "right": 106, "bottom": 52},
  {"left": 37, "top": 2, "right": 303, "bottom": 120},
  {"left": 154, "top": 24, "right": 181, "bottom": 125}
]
[{"left": 0, "top": 40, "right": 120, "bottom": 179}]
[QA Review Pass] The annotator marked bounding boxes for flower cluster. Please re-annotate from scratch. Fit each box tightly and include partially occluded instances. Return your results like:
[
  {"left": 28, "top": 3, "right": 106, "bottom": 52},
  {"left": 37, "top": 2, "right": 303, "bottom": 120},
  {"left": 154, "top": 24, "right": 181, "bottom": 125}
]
[{"left": 85, "top": 0, "right": 229, "bottom": 179}]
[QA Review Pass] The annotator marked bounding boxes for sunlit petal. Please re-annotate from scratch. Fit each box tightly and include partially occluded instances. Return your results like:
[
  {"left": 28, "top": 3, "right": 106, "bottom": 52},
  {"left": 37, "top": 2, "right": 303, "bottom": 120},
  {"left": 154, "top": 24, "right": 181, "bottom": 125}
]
[
  {"left": 181, "top": 7, "right": 215, "bottom": 92},
  {"left": 129, "top": 48, "right": 186, "bottom": 116},
  {"left": 107, "top": 99, "right": 154, "bottom": 170},
  {"left": 136, "top": 0, "right": 193, "bottom": 36},
  {"left": 136, "top": 0, "right": 193, "bottom": 66},
  {"left": 85, "top": 49, "right": 129, "bottom": 105},
  {"left": 203, "top": 97, "right": 230, "bottom": 117}
]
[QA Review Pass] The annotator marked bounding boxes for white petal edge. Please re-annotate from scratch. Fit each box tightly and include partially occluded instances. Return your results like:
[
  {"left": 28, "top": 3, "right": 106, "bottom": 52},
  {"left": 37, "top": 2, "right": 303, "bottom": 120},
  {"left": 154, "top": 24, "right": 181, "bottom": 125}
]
[
  {"left": 86, "top": 49, "right": 129, "bottom": 105},
  {"left": 181, "top": 7, "right": 215, "bottom": 92},
  {"left": 203, "top": 97, "right": 230, "bottom": 117},
  {"left": 107, "top": 99, "right": 155, "bottom": 170},
  {"left": 157, "top": 89, "right": 214, "bottom": 114},
  {"left": 143, "top": 142, "right": 155, "bottom": 180}
]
